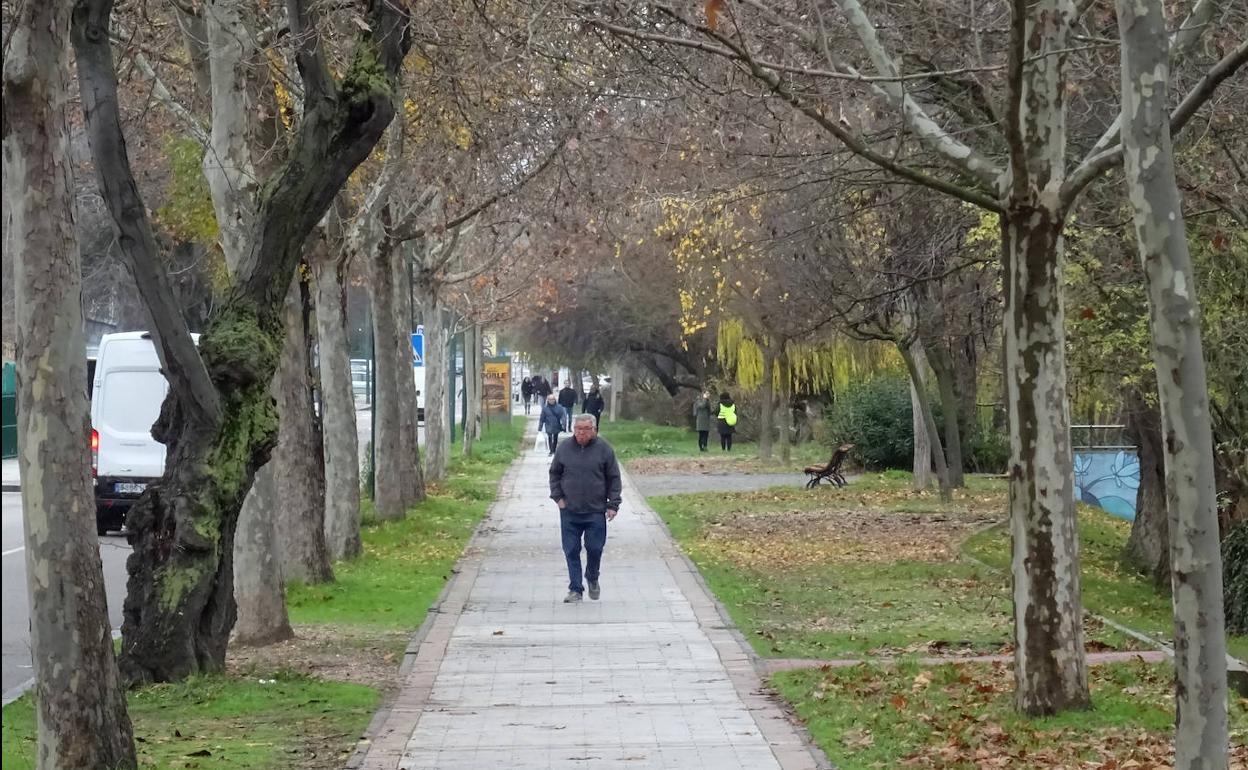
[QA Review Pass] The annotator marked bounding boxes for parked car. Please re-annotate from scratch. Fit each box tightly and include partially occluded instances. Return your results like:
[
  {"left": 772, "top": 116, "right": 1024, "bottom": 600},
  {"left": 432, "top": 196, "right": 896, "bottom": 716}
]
[{"left": 90, "top": 331, "right": 197, "bottom": 535}]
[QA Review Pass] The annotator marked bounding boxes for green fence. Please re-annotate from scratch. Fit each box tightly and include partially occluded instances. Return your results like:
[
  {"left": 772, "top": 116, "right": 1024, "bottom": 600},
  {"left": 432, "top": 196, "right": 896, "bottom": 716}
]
[{"left": 2, "top": 362, "right": 16, "bottom": 459}]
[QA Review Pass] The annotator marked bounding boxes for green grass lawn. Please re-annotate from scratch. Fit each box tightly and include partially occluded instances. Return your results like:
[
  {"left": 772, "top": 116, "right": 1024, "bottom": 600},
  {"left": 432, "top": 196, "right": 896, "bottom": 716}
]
[
  {"left": 649, "top": 473, "right": 1247, "bottom": 660},
  {"left": 2, "top": 672, "right": 379, "bottom": 769},
  {"left": 772, "top": 659, "right": 1248, "bottom": 769},
  {"left": 286, "top": 416, "right": 524, "bottom": 627},
  {"left": 602, "top": 416, "right": 830, "bottom": 467},
  {"left": 2, "top": 416, "right": 526, "bottom": 768}
]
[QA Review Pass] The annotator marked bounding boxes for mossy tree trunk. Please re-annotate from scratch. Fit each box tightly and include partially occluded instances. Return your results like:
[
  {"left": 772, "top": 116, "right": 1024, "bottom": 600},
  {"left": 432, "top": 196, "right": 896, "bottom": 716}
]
[{"left": 72, "top": 0, "right": 410, "bottom": 684}]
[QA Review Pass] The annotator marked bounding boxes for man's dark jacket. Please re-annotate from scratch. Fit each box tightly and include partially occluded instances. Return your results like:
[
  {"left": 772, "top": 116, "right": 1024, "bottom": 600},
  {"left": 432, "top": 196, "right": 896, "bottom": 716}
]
[
  {"left": 549, "top": 436, "right": 622, "bottom": 515},
  {"left": 583, "top": 392, "right": 605, "bottom": 417},
  {"left": 557, "top": 386, "right": 577, "bottom": 410}
]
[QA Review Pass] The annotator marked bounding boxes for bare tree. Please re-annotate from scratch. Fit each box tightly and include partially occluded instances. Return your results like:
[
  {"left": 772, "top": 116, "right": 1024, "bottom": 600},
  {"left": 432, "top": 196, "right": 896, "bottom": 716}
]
[
  {"left": 1116, "top": 0, "right": 1233, "bottom": 761},
  {"left": 70, "top": 0, "right": 410, "bottom": 683},
  {"left": 583, "top": 0, "right": 1245, "bottom": 715},
  {"left": 3, "top": 0, "right": 137, "bottom": 759}
]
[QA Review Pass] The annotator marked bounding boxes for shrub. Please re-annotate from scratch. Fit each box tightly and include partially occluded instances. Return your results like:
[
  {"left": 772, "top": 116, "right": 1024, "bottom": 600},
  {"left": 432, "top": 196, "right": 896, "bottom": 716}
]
[
  {"left": 1224, "top": 523, "right": 1248, "bottom": 635},
  {"left": 824, "top": 374, "right": 915, "bottom": 469},
  {"left": 964, "top": 428, "right": 1010, "bottom": 474}
]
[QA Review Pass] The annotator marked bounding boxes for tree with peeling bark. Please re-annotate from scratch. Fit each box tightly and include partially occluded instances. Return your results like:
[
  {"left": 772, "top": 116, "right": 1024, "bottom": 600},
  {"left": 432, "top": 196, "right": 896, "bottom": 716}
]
[
  {"left": 70, "top": 0, "right": 410, "bottom": 684},
  {"left": 577, "top": 0, "right": 1246, "bottom": 715},
  {"left": 1116, "top": 0, "right": 1230, "bottom": 761},
  {"left": 3, "top": 0, "right": 138, "bottom": 760}
]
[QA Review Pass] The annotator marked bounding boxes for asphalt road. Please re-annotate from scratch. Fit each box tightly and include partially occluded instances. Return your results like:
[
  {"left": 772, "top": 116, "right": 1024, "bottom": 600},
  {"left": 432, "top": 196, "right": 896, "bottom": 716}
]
[
  {"left": 2, "top": 492, "right": 131, "bottom": 699},
  {"left": 1, "top": 402, "right": 432, "bottom": 702}
]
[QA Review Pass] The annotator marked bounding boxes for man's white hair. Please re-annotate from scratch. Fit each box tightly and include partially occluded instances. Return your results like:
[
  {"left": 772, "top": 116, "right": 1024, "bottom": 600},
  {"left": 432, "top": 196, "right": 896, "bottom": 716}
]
[{"left": 572, "top": 413, "right": 597, "bottom": 429}]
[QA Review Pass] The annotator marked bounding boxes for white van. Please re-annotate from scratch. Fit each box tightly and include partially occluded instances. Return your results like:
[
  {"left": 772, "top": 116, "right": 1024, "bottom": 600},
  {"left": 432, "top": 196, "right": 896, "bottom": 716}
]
[
  {"left": 90, "top": 331, "right": 197, "bottom": 534},
  {"left": 413, "top": 365, "right": 426, "bottom": 422}
]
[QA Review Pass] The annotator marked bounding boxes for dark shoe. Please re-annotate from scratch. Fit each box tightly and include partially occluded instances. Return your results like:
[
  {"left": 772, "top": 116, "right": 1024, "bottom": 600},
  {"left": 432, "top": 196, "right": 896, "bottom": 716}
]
[
  {"left": 563, "top": 591, "right": 583, "bottom": 603},
  {"left": 587, "top": 580, "right": 600, "bottom": 600}
]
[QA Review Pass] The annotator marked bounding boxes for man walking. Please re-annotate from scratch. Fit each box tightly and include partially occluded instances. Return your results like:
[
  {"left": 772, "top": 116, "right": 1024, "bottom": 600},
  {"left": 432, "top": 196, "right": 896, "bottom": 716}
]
[
  {"left": 582, "top": 384, "right": 605, "bottom": 426},
  {"left": 557, "top": 380, "right": 577, "bottom": 418},
  {"left": 549, "top": 414, "right": 621, "bottom": 603},
  {"left": 538, "top": 393, "right": 567, "bottom": 456}
]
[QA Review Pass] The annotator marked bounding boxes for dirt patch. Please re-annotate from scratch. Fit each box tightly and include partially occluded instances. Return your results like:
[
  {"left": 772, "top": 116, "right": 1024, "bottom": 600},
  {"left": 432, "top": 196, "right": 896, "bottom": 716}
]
[
  {"left": 694, "top": 509, "right": 999, "bottom": 569},
  {"left": 226, "top": 623, "right": 409, "bottom": 694}
]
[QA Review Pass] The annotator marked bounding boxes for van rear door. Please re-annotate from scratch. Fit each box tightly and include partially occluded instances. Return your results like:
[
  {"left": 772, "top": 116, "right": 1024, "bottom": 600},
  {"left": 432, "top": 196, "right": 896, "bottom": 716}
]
[{"left": 94, "top": 339, "right": 169, "bottom": 480}]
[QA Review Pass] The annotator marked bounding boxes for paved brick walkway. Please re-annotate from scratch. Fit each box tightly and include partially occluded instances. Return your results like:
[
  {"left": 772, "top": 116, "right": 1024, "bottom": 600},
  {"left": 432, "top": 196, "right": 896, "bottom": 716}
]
[{"left": 357, "top": 426, "right": 826, "bottom": 769}]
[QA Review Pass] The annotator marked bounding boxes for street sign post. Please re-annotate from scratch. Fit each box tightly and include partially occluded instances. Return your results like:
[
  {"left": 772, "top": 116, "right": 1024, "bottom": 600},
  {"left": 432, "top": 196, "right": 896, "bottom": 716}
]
[{"left": 411, "top": 324, "right": 424, "bottom": 367}]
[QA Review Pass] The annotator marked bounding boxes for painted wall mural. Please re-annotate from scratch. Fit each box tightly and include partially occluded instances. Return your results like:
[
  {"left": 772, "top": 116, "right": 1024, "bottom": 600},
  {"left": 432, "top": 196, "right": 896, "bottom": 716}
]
[{"left": 1073, "top": 449, "right": 1140, "bottom": 521}]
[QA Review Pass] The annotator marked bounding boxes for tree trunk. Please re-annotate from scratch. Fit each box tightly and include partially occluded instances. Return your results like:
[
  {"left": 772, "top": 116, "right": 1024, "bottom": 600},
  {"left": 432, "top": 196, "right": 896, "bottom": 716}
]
[
  {"left": 231, "top": 462, "right": 293, "bottom": 645},
  {"left": 72, "top": 0, "right": 410, "bottom": 685},
  {"left": 4, "top": 3, "right": 137, "bottom": 758},
  {"left": 1123, "top": 386, "right": 1168, "bottom": 585},
  {"left": 462, "top": 324, "right": 479, "bottom": 456},
  {"left": 313, "top": 237, "right": 361, "bottom": 561},
  {"left": 926, "top": 344, "right": 966, "bottom": 487},
  {"left": 758, "top": 344, "right": 776, "bottom": 460},
  {"left": 899, "top": 341, "right": 951, "bottom": 502},
  {"left": 1002, "top": 211, "right": 1091, "bottom": 715},
  {"left": 777, "top": 345, "right": 792, "bottom": 464},
  {"left": 474, "top": 327, "right": 485, "bottom": 439},
  {"left": 609, "top": 363, "right": 624, "bottom": 423},
  {"left": 423, "top": 305, "right": 451, "bottom": 481},
  {"left": 1117, "top": 2, "right": 1229, "bottom": 760},
  {"left": 392, "top": 244, "right": 424, "bottom": 506},
  {"left": 275, "top": 272, "right": 333, "bottom": 584},
  {"left": 369, "top": 234, "right": 406, "bottom": 519},
  {"left": 909, "top": 338, "right": 933, "bottom": 491}
]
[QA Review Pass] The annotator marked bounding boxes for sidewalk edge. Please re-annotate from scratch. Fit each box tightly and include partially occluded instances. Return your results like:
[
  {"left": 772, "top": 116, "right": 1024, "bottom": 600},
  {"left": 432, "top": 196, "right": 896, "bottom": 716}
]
[{"left": 343, "top": 448, "right": 525, "bottom": 769}]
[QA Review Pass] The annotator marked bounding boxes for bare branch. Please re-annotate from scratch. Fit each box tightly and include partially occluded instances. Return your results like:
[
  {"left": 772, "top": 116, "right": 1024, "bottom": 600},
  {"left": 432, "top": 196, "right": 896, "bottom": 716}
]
[
  {"left": 587, "top": 18, "right": 1004, "bottom": 212},
  {"left": 1062, "top": 35, "right": 1248, "bottom": 207},
  {"left": 117, "top": 27, "right": 211, "bottom": 146},
  {"left": 71, "top": 0, "right": 221, "bottom": 423}
]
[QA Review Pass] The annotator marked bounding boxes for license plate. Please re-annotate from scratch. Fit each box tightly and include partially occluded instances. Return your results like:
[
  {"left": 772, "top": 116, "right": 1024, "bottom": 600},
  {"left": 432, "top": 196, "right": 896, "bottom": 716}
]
[{"left": 115, "top": 482, "right": 147, "bottom": 495}]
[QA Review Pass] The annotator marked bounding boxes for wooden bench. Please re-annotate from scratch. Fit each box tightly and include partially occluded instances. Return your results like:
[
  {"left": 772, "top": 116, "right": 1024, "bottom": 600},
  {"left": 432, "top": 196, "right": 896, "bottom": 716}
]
[{"left": 804, "top": 443, "right": 854, "bottom": 489}]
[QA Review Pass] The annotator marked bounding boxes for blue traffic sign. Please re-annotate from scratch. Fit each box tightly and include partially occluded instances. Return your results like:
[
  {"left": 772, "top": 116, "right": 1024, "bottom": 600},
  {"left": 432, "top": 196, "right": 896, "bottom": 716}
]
[{"left": 411, "top": 326, "right": 424, "bottom": 366}]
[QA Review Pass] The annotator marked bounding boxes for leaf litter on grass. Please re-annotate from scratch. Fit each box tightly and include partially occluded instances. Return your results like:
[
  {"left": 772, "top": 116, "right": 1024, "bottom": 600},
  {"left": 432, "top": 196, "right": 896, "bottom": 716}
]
[{"left": 773, "top": 660, "right": 1248, "bottom": 770}]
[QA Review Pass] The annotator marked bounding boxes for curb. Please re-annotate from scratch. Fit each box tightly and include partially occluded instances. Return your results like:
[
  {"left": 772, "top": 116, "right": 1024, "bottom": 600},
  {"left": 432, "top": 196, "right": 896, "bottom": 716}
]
[{"left": 632, "top": 467, "right": 835, "bottom": 770}]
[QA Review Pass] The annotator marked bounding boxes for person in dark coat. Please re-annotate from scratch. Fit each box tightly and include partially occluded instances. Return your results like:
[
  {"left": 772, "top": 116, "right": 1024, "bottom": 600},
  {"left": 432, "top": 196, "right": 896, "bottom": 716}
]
[
  {"left": 557, "top": 382, "right": 577, "bottom": 415},
  {"left": 549, "top": 413, "right": 622, "bottom": 603},
  {"left": 521, "top": 377, "right": 535, "bottom": 414},
  {"left": 692, "top": 391, "right": 713, "bottom": 451},
  {"left": 716, "top": 392, "right": 737, "bottom": 451},
  {"left": 538, "top": 394, "right": 567, "bottom": 456},
  {"left": 582, "top": 385, "right": 605, "bottom": 426},
  {"left": 535, "top": 376, "right": 552, "bottom": 399}
]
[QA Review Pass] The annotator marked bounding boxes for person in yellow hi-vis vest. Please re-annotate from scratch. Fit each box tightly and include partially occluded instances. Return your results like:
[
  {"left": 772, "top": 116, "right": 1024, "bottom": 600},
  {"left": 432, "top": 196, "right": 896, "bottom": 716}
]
[{"left": 716, "top": 392, "right": 737, "bottom": 451}]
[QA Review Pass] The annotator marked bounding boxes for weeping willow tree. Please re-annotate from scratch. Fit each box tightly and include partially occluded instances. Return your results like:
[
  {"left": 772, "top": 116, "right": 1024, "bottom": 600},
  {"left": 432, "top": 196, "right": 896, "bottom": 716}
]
[{"left": 716, "top": 318, "right": 899, "bottom": 459}]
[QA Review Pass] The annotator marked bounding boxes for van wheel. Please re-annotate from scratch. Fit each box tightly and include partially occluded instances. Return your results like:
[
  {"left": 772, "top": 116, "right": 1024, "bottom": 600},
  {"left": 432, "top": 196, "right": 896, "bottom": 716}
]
[{"left": 97, "top": 519, "right": 109, "bottom": 536}]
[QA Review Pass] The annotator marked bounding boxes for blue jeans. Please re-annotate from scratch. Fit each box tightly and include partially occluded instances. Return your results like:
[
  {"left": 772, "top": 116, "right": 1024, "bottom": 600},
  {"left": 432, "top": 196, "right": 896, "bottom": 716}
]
[{"left": 560, "top": 511, "right": 607, "bottom": 594}]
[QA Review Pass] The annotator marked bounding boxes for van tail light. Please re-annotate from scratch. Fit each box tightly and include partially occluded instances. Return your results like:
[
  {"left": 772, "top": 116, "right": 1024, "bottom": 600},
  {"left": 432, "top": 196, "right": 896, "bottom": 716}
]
[{"left": 90, "top": 429, "right": 99, "bottom": 477}]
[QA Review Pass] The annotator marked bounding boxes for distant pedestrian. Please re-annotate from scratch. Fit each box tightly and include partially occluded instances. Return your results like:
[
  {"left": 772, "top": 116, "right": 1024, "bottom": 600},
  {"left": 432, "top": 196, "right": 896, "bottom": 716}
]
[
  {"left": 716, "top": 392, "right": 737, "bottom": 451},
  {"left": 558, "top": 382, "right": 577, "bottom": 416},
  {"left": 521, "top": 377, "right": 534, "bottom": 414},
  {"left": 582, "top": 385, "right": 605, "bottom": 426},
  {"left": 535, "top": 376, "right": 552, "bottom": 400},
  {"left": 538, "top": 394, "right": 567, "bottom": 456},
  {"left": 549, "top": 413, "right": 621, "bottom": 603},
  {"left": 692, "top": 391, "right": 713, "bottom": 452}
]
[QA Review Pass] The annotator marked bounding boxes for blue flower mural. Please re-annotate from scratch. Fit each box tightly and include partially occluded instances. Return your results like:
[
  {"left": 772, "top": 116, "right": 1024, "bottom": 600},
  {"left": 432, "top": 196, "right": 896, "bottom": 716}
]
[{"left": 1074, "top": 449, "right": 1139, "bottom": 521}]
